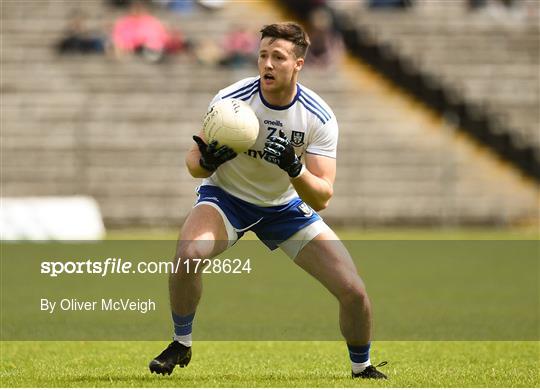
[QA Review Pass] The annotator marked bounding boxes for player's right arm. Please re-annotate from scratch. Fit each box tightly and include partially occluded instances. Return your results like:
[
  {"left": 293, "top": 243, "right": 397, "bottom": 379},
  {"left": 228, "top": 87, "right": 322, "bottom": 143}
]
[
  {"left": 186, "top": 131, "right": 213, "bottom": 178},
  {"left": 185, "top": 131, "right": 237, "bottom": 178}
]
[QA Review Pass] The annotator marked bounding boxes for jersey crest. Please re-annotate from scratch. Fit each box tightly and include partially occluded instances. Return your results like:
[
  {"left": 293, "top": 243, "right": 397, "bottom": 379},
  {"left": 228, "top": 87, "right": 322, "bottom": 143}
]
[{"left": 291, "top": 131, "right": 305, "bottom": 147}]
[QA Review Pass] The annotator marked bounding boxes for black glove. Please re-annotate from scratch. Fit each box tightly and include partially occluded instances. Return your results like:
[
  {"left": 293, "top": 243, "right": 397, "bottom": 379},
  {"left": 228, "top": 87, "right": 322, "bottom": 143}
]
[
  {"left": 193, "top": 135, "right": 237, "bottom": 172},
  {"left": 263, "top": 130, "right": 303, "bottom": 178}
]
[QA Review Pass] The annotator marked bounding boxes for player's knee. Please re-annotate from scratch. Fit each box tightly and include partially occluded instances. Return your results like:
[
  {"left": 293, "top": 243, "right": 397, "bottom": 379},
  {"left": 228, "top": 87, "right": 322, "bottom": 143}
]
[
  {"left": 339, "top": 283, "right": 369, "bottom": 308},
  {"left": 177, "top": 241, "right": 213, "bottom": 263},
  {"left": 171, "top": 244, "right": 210, "bottom": 278}
]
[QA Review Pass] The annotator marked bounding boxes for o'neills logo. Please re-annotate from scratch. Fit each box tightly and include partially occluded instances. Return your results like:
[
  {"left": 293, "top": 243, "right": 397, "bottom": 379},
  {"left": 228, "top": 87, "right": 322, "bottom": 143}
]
[{"left": 264, "top": 119, "right": 283, "bottom": 127}]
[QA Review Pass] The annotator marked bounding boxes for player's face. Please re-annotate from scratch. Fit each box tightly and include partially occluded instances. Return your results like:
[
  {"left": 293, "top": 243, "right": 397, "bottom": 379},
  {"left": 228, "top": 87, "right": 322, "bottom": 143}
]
[{"left": 258, "top": 37, "right": 304, "bottom": 93}]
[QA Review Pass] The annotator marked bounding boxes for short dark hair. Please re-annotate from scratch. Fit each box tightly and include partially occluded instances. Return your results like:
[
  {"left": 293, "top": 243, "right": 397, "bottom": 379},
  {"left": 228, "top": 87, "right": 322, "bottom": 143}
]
[{"left": 260, "top": 22, "right": 310, "bottom": 58}]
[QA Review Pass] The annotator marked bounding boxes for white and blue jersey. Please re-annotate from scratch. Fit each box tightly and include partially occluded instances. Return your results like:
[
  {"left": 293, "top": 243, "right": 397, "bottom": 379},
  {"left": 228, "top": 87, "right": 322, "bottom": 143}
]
[
  {"left": 202, "top": 76, "right": 339, "bottom": 207},
  {"left": 195, "top": 77, "right": 337, "bottom": 257}
]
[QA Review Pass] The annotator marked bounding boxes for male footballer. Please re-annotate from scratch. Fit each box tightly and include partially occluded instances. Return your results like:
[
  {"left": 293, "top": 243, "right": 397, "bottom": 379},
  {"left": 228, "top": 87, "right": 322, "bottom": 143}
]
[{"left": 149, "top": 22, "right": 387, "bottom": 379}]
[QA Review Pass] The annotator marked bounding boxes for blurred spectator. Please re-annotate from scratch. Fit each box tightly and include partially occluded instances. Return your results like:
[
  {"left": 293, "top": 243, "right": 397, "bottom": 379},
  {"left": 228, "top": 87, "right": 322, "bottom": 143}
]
[
  {"left": 107, "top": 0, "right": 156, "bottom": 8},
  {"left": 193, "top": 38, "right": 223, "bottom": 65},
  {"left": 467, "top": 0, "right": 531, "bottom": 23},
  {"left": 305, "top": 7, "right": 344, "bottom": 68},
  {"left": 191, "top": 26, "right": 257, "bottom": 68},
  {"left": 55, "top": 10, "right": 106, "bottom": 55},
  {"left": 218, "top": 25, "right": 258, "bottom": 68},
  {"left": 468, "top": 0, "right": 516, "bottom": 10},
  {"left": 151, "top": 0, "right": 195, "bottom": 13},
  {"left": 107, "top": 0, "right": 137, "bottom": 8},
  {"left": 167, "top": 0, "right": 195, "bottom": 13},
  {"left": 151, "top": 0, "right": 170, "bottom": 6},
  {"left": 369, "top": 0, "right": 414, "bottom": 9},
  {"left": 112, "top": 1, "right": 187, "bottom": 62},
  {"left": 284, "top": 0, "right": 327, "bottom": 18},
  {"left": 197, "top": 0, "right": 226, "bottom": 12}
]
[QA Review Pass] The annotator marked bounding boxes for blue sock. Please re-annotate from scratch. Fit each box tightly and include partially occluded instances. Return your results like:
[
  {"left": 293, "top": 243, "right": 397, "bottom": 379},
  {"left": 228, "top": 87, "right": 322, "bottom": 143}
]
[
  {"left": 172, "top": 312, "right": 195, "bottom": 347},
  {"left": 348, "top": 342, "right": 371, "bottom": 373}
]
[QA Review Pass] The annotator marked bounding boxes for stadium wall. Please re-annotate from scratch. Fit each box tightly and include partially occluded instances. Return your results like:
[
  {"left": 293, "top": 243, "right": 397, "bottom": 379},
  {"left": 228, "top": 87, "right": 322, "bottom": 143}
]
[{"left": 2, "top": 0, "right": 539, "bottom": 228}]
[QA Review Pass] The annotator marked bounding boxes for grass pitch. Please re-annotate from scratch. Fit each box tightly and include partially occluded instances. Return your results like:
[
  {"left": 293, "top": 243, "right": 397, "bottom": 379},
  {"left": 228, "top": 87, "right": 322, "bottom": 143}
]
[
  {"left": 1, "top": 229, "right": 538, "bottom": 387},
  {"left": 1, "top": 341, "right": 539, "bottom": 387}
]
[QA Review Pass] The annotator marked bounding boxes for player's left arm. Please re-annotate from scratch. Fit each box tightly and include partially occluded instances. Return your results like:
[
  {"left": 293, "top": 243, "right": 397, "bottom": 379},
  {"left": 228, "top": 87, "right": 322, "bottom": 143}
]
[
  {"left": 290, "top": 153, "right": 335, "bottom": 211},
  {"left": 264, "top": 130, "right": 336, "bottom": 211}
]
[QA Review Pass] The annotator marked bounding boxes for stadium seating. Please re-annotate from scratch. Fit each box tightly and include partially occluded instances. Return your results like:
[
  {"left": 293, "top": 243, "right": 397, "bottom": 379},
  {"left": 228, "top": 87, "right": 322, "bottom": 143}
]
[
  {"left": 345, "top": 0, "right": 539, "bottom": 152},
  {"left": 2, "top": 0, "right": 538, "bottom": 227}
]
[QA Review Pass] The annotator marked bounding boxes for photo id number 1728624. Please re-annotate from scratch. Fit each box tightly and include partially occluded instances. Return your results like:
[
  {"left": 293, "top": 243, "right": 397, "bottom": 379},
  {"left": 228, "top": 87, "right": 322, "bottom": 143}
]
[{"left": 183, "top": 258, "right": 251, "bottom": 274}]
